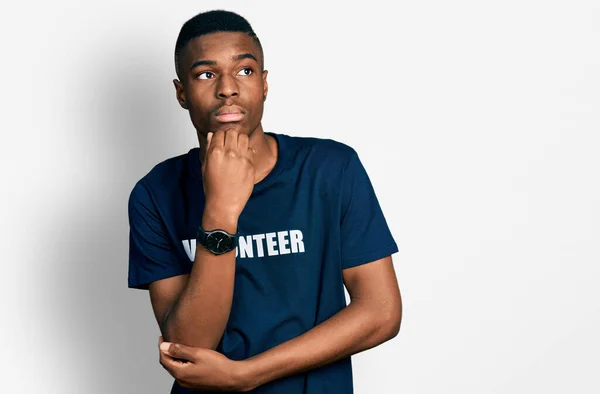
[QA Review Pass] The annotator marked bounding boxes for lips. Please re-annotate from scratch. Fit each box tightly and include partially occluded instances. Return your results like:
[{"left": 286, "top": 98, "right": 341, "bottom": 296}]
[{"left": 215, "top": 105, "right": 245, "bottom": 123}]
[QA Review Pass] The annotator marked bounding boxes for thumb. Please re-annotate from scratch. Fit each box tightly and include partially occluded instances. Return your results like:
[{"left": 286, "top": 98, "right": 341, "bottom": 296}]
[
  {"left": 160, "top": 342, "right": 195, "bottom": 362},
  {"left": 201, "top": 132, "right": 213, "bottom": 173},
  {"left": 206, "top": 132, "right": 213, "bottom": 152}
]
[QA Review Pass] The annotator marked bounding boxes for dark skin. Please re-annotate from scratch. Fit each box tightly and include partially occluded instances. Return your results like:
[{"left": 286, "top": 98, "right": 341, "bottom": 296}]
[
  {"left": 151, "top": 32, "right": 276, "bottom": 352},
  {"left": 153, "top": 31, "right": 402, "bottom": 392},
  {"left": 173, "top": 32, "right": 277, "bottom": 183}
]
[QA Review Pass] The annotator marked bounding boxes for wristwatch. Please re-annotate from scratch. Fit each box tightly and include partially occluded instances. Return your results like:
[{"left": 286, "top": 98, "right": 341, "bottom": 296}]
[{"left": 197, "top": 226, "right": 237, "bottom": 255}]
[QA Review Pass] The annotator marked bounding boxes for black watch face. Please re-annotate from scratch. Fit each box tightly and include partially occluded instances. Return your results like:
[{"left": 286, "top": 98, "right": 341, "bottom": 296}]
[{"left": 205, "top": 231, "right": 234, "bottom": 254}]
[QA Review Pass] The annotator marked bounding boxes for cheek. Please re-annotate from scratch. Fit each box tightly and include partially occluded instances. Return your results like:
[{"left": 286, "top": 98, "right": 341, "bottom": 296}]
[
  {"left": 188, "top": 94, "right": 214, "bottom": 119},
  {"left": 187, "top": 103, "right": 213, "bottom": 131},
  {"left": 246, "top": 98, "right": 264, "bottom": 125},
  {"left": 245, "top": 85, "right": 266, "bottom": 113},
  {"left": 186, "top": 85, "right": 214, "bottom": 107}
]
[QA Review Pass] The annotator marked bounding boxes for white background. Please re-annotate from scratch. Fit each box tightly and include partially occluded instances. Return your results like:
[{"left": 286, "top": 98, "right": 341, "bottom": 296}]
[{"left": 1, "top": 0, "right": 599, "bottom": 393}]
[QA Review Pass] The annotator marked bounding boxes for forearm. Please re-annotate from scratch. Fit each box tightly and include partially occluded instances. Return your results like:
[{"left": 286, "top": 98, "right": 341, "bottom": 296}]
[
  {"left": 241, "top": 298, "right": 401, "bottom": 390},
  {"left": 162, "top": 212, "right": 238, "bottom": 349}
]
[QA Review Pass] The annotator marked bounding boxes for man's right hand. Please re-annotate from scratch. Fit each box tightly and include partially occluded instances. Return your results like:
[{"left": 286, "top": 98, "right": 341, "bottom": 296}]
[{"left": 201, "top": 129, "right": 256, "bottom": 231}]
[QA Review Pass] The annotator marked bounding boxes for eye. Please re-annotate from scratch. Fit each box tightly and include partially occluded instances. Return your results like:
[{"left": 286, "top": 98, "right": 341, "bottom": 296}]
[
  {"left": 197, "top": 71, "right": 215, "bottom": 80},
  {"left": 237, "top": 67, "right": 253, "bottom": 76}
]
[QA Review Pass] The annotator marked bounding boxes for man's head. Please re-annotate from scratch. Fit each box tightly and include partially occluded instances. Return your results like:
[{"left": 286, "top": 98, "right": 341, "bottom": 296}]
[{"left": 173, "top": 10, "right": 268, "bottom": 138}]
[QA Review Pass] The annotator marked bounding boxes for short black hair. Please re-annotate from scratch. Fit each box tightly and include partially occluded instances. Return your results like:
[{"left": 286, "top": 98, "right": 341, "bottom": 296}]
[{"left": 174, "top": 10, "right": 264, "bottom": 79}]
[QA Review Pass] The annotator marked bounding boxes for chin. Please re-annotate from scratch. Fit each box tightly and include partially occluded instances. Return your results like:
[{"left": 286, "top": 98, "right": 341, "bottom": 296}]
[
  {"left": 216, "top": 122, "right": 246, "bottom": 133},
  {"left": 220, "top": 121, "right": 260, "bottom": 135}
]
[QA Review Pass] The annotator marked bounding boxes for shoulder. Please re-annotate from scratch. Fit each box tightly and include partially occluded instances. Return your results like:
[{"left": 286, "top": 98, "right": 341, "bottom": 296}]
[
  {"left": 128, "top": 149, "right": 195, "bottom": 204},
  {"left": 278, "top": 134, "right": 358, "bottom": 169}
]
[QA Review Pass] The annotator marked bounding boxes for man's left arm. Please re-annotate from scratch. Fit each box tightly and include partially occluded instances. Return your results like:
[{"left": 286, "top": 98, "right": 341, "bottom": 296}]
[
  {"left": 159, "top": 255, "right": 401, "bottom": 391},
  {"left": 239, "top": 255, "right": 402, "bottom": 390}
]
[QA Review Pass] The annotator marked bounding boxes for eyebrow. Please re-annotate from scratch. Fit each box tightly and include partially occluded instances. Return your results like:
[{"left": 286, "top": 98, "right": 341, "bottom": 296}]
[
  {"left": 234, "top": 53, "right": 258, "bottom": 63},
  {"left": 189, "top": 53, "right": 259, "bottom": 70}
]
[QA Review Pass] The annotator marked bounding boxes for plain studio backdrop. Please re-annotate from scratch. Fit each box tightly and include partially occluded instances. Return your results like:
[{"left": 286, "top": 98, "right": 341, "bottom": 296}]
[{"left": 1, "top": 0, "right": 598, "bottom": 393}]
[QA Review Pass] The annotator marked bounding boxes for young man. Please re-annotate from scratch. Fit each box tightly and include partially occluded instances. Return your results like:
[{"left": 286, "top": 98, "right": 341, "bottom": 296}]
[{"left": 128, "top": 9, "right": 401, "bottom": 394}]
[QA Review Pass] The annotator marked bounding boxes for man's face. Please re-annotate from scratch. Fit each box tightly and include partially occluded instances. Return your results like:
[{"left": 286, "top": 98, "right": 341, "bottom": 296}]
[{"left": 174, "top": 32, "right": 268, "bottom": 137}]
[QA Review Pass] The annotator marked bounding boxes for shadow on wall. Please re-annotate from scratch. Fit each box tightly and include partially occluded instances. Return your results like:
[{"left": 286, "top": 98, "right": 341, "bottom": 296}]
[{"left": 44, "top": 39, "right": 192, "bottom": 393}]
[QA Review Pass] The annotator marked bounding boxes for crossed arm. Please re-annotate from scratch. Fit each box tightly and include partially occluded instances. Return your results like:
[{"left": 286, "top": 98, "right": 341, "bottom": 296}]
[{"left": 150, "top": 255, "right": 402, "bottom": 391}]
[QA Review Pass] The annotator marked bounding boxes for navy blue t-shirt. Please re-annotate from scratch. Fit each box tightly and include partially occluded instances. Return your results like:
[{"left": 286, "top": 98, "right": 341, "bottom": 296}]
[{"left": 128, "top": 133, "right": 398, "bottom": 394}]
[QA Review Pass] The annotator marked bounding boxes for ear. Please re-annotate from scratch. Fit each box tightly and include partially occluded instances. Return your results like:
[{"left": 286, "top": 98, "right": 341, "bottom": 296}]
[
  {"left": 173, "top": 79, "right": 188, "bottom": 109},
  {"left": 262, "top": 70, "right": 269, "bottom": 102}
]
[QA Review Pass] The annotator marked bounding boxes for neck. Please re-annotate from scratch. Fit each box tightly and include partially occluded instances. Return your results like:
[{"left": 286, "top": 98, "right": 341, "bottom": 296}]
[{"left": 248, "top": 125, "right": 278, "bottom": 184}]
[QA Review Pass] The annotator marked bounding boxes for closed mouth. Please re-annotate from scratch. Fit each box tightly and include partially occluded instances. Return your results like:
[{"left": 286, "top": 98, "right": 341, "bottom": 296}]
[{"left": 215, "top": 106, "right": 245, "bottom": 122}]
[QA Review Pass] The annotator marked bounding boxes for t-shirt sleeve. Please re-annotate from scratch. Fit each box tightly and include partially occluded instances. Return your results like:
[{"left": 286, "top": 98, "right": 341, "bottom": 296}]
[
  {"left": 128, "top": 181, "right": 189, "bottom": 289},
  {"left": 339, "top": 150, "right": 398, "bottom": 269}
]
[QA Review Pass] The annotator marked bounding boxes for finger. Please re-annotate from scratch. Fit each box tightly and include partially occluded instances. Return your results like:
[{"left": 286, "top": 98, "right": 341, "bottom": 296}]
[
  {"left": 202, "top": 132, "right": 213, "bottom": 173},
  {"left": 224, "top": 129, "right": 239, "bottom": 150},
  {"left": 246, "top": 146, "right": 257, "bottom": 165},
  {"left": 158, "top": 337, "right": 163, "bottom": 366},
  {"left": 211, "top": 129, "right": 225, "bottom": 148},
  {"left": 160, "top": 348, "right": 189, "bottom": 366},
  {"left": 206, "top": 132, "right": 213, "bottom": 151},
  {"left": 160, "top": 351, "right": 189, "bottom": 380},
  {"left": 160, "top": 342, "right": 195, "bottom": 363},
  {"left": 238, "top": 133, "right": 249, "bottom": 151}
]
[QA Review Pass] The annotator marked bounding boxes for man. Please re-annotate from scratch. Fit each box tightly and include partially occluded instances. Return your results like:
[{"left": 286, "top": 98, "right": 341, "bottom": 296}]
[{"left": 128, "top": 9, "right": 401, "bottom": 394}]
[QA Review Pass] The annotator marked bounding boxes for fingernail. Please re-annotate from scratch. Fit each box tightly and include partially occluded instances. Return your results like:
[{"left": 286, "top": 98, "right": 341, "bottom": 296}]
[{"left": 160, "top": 342, "right": 171, "bottom": 351}]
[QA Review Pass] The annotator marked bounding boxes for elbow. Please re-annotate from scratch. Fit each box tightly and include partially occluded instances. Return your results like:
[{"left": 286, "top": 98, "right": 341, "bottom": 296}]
[
  {"left": 387, "top": 313, "right": 402, "bottom": 339},
  {"left": 161, "top": 314, "right": 220, "bottom": 349},
  {"left": 379, "top": 302, "right": 402, "bottom": 341},
  {"left": 160, "top": 310, "right": 174, "bottom": 342}
]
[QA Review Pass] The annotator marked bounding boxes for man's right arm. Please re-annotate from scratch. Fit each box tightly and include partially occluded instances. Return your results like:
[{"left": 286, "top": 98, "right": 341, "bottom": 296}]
[
  {"left": 145, "top": 130, "right": 255, "bottom": 349},
  {"left": 149, "top": 211, "right": 238, "bottom": 349}
]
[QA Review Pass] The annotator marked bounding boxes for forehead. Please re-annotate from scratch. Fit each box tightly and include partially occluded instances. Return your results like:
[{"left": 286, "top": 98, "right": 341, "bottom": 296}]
[{"left": 181, "top": 31, "right": 261, "bottom": 66}]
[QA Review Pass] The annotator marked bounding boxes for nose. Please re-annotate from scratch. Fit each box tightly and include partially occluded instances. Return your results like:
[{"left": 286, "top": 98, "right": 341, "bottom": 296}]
[{"left": 216, "top": 74, "right": 239, "bottom": 99}]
